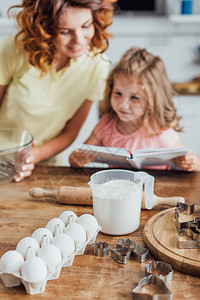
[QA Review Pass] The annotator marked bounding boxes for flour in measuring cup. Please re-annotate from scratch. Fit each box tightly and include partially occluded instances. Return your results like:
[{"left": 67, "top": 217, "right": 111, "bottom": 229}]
[
  {"left": 97, "top": 179, "right": 138, "bottom": 201},
  {"left": 92, "top": 179, "right": 142, "bottom": 235},
  {"left": 101, "top": 179, "right": 135, "bottom": 187}
]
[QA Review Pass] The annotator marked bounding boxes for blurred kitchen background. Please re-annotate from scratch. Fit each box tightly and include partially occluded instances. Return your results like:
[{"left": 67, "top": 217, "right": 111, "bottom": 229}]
[{"left": 0, "top": 0, "right": 200, "bottom": 162}]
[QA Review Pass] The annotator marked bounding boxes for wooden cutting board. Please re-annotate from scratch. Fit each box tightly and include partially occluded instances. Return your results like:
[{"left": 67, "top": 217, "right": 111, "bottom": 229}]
[{"left": 143, "top": 208, "right": 200, "bottom": 276}]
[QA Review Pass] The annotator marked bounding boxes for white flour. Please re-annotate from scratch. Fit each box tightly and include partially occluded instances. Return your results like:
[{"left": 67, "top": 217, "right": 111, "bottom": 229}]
[
  {"left": 101, "top": 179, "right": 136, "bottom": 187},
  {"left": 92, "top": 178, "right": 142, "bottom": 235},
  {"left": 96, "top": 179, "right": 137, "bottom": 201}
]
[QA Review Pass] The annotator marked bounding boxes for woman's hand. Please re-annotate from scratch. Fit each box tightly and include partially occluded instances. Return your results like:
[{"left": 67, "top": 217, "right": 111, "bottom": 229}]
[
  {"left": 14, "top": 141, "right": 40, "bottom": 182},
  {"left": 14, "top": 154, "right": 35, "bottom": 182},
  {"left": 172, "top": 150, "right": 200, "bottom": 172},
  {"left": 69, "top": 149, "right": 95, "bottom": 168}
]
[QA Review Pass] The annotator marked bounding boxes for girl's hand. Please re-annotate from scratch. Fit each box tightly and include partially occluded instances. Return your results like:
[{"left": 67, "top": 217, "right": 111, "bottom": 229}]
[
  {"left": 14, "top": 141, "right": 40, "bottom": 182},
  {"left": 69, "top": 149, "right": 95, "bottom": 168},
  {"left": 172, "top": 150, "right": 200, "bottom": 172}
]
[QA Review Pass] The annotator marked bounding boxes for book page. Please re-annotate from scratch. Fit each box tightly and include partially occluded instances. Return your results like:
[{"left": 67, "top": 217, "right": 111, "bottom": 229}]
[
  {"left": 77, "top": 144, "right": 135, "bottom": 168},
  {"left": 134, "top": 147, "right": 188, "bottom": 157},
  {"left": 133, "top": 147, "right": 188, "bottom": 168},
  {"left": 77, "top": 144, "right": 188, "bottom": 169}
]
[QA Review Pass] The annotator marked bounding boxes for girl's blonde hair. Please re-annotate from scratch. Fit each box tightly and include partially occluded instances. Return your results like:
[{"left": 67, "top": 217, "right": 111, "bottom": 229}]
[
  {"left": 9, "top": 0, "right": 116, "bottom": 74},
  {"left": 100, "top": 46, "right": 182, "bottom": 134}
]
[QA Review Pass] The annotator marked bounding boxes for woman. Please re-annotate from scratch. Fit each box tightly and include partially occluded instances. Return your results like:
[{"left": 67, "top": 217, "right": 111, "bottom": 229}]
[{"left": 0, "top": 0, "right": 116, "bottom": 181}]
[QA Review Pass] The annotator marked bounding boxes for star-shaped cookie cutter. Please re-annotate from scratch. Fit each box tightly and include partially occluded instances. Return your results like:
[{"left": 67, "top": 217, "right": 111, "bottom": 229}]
[
  {"left": 132, "top": 274, "right": 172, "bottom": 300},
  {"left": 145, "top": 261, "right": 173, "bottom": 283},
  {"left": 175, "top": 202, "right": 200, "bottom": 249},
  {"left": 116, "top": 238, "right": 149, "bottom": 263}
]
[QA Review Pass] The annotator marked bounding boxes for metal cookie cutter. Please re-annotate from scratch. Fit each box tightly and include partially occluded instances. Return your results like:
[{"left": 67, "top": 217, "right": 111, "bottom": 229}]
[
  {"left": 175, "top": 202, "right": 200, "bottom": 249},
  {"left": 175, "top": 202, "right": 200, "bottom": 231},
  {"left": 178, "top": 228, "right": 200, "bottom": 249},
  {"left": 111, "top": 247, "right": 131, "bottom": 264},
  {"left": 116, "top": 238, "right": 149, "bottom": 263},
  {"left": 93, "top": 242, "right": 109, "bottom": 257},
  {"left": 132, "top": 274, "right": 172, "bottom": 300},
  {"left": 145, "top": 261, "right": 173, "bottom": 283}
]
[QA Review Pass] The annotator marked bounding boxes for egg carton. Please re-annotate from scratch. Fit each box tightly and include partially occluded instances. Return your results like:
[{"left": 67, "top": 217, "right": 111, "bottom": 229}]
[
  {"left": 0, "top": 254, "right": 49, "bottom": 295},
  {"left": 0, "top": 269, "right": 48, "bottom": 295},
  {"left": 0, "top": 249, "right": 71, "bottom": 294},
  {"left": 0, "top": 211, "right": 101, "bottom": 295},
  {"left": 59, "top": 211, "right": 101, "bottom": 255},
  {"left": 73, "top": 226, "right": 101, "bottom": 255}
]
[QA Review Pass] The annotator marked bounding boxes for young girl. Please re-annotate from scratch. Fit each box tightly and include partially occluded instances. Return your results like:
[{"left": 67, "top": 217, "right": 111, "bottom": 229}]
[{"left": 69, "top": 46, "right": 200, "bottom": 171}]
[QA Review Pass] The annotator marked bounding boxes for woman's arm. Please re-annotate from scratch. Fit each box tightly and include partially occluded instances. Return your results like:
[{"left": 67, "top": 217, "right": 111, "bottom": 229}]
[
  {"left": 69, "top": 130, "right": 101, "bottom": 168},
  {"left": 33, "top": 99, "right": 94, "bottom": 162},
  {"left": 0, "top": 85, "right": 7, "bottom": 106},
  {"left": 69, "top": 114, "right": 108, "bottom": 167},
  {"left": 14, "top": 99, "right": 94, "bottom": 181}
]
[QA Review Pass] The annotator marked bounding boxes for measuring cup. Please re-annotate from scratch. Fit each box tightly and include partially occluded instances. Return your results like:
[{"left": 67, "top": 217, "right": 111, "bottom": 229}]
[{"left": 88, "top": 169, "right": 154, "bottom": 235}]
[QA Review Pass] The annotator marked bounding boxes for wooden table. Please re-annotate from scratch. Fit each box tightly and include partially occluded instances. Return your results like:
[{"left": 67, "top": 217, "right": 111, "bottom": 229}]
[{"left": 0, "top": 166, "right": 200, "bottom": 299}]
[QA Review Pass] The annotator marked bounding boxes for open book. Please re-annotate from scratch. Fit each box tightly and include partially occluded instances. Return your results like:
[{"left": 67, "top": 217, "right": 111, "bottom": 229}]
[{"left": 77, "top": 144, "right": 188, "bottom": 169}]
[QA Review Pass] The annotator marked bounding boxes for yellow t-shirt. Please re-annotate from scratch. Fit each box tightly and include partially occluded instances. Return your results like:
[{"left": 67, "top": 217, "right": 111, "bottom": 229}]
[{"left": 0, "top": 35, "right": 110, "bottom": 165}]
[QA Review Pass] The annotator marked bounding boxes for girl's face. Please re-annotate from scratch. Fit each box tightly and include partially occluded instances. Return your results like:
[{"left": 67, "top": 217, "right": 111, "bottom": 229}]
[
  {"left": 111, "top": 73, "right": 148, "bottom": 128},
  {"left": 53, "top": 6, "right": 95, "bottom": 59}
]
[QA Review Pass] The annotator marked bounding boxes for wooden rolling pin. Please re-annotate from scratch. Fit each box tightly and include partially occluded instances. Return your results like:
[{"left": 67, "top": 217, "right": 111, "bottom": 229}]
[{"left": 29, "top": 186, "right": 185, "bottom": 209}]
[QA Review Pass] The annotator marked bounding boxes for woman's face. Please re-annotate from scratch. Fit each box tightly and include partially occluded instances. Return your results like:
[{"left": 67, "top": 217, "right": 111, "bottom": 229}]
[
  {"left": 111, "top": 73, "right": 148, "bottom": 125},
  {"left": 53, "top": 6, "right": 95, "bottom": 59}
]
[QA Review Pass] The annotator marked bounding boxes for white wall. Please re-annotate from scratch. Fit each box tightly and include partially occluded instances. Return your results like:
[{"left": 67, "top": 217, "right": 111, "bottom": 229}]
[
  {"left": 0, "top": 0, "right": 19, "bottom": 17},
  {"left": 106, "top": 15, "right": 200, "bottom": 82}
]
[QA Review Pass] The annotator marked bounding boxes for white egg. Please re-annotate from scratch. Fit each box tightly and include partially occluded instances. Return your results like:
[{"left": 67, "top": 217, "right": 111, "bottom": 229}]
[
  {"left": 0, "top": 250, "right": 24, "bottom": 273},
  {"left": 21, "top": 257, "right": 47, "bottom": 283},
  {"left": 52, "top": 233, "right": 75, "bottom": 257},
  {"left": 16, "top": 237, "right": 40, "bottom": 258},
  {"left": 32, "top": 228, "right": 53, "bottom": 246},
  {"left": 59, "top": 211, "right": 77, "bottom": 226},
  {"left": 64, "top": 223, "right": 86, "bottom": 243},
  {"left": 37, "top": 244, "right": 62, "bottom": 269},
  {"left": 45, "top": 218, "right": 65, "bottom": 236},
  {"left": 77, "top": 214, "right": 98, "bottom": 233}
]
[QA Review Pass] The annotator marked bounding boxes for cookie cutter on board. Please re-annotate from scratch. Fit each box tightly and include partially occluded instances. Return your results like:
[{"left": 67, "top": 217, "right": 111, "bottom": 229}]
[
  {"left": 175, "top": 202, "right": 200, "bottom": 231},
  {"left": 145, "top": 261, "right": 173, "bottom": 283},
  {"left": 116, "top": 238, "right": 149, "bottom": 263},
  {"left": 174, "top": 202, "right": 200, "bottom": 249},
  {"left": 132, "top": 274, "right": 172, "bottom": 300},
  {"left": 178, "top": 228, "right": 200, "bottom": 249}
]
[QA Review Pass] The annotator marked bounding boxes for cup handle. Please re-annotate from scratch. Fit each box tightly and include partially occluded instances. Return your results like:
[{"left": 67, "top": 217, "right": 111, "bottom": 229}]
[{"left": 135, "top": 172, "right": 154, "bottom": 210}]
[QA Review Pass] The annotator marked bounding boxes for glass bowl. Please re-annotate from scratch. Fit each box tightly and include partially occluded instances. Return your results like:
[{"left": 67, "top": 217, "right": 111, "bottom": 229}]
[{"left": 0, "top": 128, "right": 33, "bottom": 184}]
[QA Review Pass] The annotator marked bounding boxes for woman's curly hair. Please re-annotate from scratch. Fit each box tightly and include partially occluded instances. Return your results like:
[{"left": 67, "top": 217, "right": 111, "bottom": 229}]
[{"left": 9, "top": 0, "right": 116, "bottom": 73}]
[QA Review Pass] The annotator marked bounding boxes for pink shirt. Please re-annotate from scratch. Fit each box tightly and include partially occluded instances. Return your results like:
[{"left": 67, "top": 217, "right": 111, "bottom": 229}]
[{"left": 93, "top": 114, "right": 179, "bottom": 170}]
